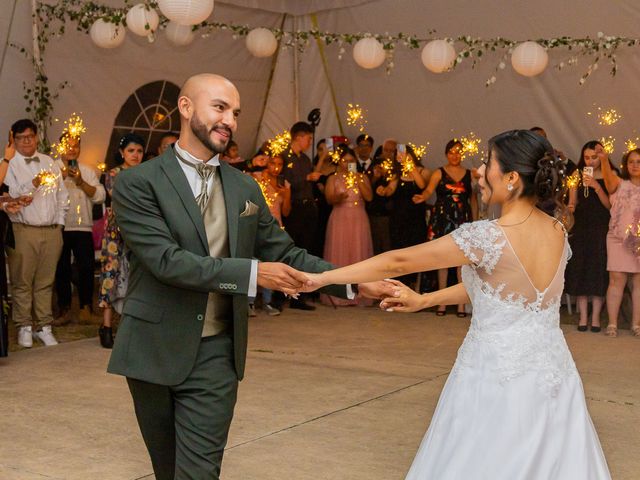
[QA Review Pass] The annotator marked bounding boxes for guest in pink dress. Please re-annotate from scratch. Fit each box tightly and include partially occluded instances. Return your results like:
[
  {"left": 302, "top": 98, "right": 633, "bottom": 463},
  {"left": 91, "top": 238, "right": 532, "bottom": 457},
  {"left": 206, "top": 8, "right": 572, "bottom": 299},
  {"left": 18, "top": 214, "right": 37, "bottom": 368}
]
[
  {"left": 321, "top": 146, "right": 374, "bottom": 306},
  {"left": 600, "top": 146, "right": 640, "bottom": 337}
]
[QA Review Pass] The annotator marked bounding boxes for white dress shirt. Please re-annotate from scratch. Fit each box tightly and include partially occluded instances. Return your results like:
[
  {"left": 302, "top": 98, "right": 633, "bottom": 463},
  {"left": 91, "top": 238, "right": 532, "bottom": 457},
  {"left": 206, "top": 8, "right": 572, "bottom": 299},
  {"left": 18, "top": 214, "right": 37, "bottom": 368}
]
[
  {"left": 174, "top": 142, "right": 258, "bottom": 298},
  {"left": 56, "top": 161, "right": 106, "bottom": 232},
  {"left": 5, "top": 151, "right": 69, "bottom": 226}
]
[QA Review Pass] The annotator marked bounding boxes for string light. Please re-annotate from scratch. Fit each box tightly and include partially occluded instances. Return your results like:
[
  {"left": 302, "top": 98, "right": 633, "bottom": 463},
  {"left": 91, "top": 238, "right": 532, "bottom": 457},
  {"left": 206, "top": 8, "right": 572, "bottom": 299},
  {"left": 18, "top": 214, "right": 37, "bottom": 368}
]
[
  {"left": 346, "top": 103, "right": 367, "bottom": 132},
  {"left": 266, "top": 130, "right": 291, "bottom": 157}
]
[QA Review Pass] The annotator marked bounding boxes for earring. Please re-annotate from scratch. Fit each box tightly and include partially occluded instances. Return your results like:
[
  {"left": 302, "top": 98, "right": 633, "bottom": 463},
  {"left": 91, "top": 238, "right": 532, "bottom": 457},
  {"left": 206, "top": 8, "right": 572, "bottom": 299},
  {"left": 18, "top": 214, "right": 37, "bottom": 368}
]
[{"left": 507, "top": 184, "right": 514, "bottom": 191}]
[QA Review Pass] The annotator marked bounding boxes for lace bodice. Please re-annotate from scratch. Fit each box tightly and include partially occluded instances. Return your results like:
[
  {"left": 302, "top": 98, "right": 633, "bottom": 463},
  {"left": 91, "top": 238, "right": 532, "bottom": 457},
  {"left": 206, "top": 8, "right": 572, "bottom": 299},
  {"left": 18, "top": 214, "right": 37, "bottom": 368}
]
[{"left": 449, "top": 220, "right": 577, "bottom": 395}]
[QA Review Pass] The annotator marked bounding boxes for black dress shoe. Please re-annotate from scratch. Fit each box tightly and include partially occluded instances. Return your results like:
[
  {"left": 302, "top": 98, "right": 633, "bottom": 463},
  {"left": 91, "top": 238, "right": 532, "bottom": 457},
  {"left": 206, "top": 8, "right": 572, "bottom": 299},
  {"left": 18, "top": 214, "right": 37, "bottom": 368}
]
[
  {"left": 590, "top": 326, "right": 601, "bottom": 333},
  {"left": 289, "top": 300, "right": 316, "bottom": 311},
  {"left": 99, "top": 326, "right": 114, "bottom": 349},
  {"left": 577, "top": 325, "right": 588, "bottom": 332}
]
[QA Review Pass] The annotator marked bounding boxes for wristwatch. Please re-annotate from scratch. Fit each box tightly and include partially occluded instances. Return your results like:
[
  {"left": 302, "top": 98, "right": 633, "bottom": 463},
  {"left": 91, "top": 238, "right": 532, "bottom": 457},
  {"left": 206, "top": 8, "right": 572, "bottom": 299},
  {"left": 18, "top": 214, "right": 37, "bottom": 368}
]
[{"left": 2, "top": 158, "right": 10, "bottom": 164}]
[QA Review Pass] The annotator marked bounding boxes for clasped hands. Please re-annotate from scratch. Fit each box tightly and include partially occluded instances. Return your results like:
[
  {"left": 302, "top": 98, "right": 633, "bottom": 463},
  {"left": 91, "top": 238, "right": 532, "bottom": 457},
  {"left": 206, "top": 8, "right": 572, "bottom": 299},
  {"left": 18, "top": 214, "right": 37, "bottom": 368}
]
[{"left": 256, "top": 262, "right": 429, "bottom": 311}]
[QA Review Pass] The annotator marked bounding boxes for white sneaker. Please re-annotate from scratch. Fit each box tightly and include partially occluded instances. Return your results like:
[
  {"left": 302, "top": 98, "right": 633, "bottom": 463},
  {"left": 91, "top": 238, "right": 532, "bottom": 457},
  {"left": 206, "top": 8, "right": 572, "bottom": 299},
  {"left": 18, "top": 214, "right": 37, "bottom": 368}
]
[
  {"left": 264, "top": 304, "right": 281, "bottom": 316},
  {"left": 17, "top": 326, "right": 33, "bottom": 348},
  {"left": 34, "top": 325, "right": 59, "bottom": 346},
  {"left": 248, "top": 304, "right": 257, "bottom": 317}
]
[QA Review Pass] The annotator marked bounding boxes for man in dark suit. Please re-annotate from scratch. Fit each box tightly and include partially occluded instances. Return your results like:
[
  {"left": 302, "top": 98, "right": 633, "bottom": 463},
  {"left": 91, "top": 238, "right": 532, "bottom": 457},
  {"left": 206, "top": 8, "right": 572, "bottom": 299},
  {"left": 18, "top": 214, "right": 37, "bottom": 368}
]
[{"left": 108, "top": 73, "right": 389, "bottom": 480}]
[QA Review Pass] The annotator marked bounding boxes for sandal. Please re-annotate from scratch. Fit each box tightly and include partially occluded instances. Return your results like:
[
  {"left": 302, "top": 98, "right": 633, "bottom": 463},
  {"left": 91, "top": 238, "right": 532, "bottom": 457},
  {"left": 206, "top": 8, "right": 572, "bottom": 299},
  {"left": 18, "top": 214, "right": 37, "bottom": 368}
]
[
  {"left": 631, "top": 325, "right": 640, "bottom": 337},
  {"left": 604, "top": 325, "right": 618, "bottom": 337}
]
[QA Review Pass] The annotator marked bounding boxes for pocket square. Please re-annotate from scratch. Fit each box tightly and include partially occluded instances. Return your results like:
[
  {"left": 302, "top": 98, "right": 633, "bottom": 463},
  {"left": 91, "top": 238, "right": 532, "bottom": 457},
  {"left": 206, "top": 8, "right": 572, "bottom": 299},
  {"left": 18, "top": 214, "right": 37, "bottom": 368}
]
[{"left": 240, "top": 200, "right": 259, "bottom": 217}]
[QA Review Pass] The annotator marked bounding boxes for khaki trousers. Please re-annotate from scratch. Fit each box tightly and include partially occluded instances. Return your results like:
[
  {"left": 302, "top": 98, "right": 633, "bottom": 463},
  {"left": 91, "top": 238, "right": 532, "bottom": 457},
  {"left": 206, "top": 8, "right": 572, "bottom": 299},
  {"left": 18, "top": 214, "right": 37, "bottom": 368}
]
[{"left": 7, "top": 224, "right": 63, "bottom": 328}]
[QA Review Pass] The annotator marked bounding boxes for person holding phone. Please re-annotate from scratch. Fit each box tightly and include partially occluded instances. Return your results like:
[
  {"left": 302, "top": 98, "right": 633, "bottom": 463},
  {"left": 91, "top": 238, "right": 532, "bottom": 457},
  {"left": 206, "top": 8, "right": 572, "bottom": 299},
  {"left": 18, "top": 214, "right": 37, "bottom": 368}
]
[
  {"left": 565, "top": 141, "right": 611, "bottom": 332},
  {"left": 321, "top": 145, "right": 373, "bottom": 306},
  {"left": 54, "top": 134, "right": 106, "bottom": 324}
]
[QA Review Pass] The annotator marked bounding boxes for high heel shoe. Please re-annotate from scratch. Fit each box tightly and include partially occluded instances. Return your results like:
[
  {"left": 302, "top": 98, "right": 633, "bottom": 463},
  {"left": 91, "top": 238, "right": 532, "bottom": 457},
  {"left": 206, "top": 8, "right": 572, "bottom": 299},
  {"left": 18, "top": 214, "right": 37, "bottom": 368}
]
[
  {"left": 99, "top": 326, "right": 114, "bottom": 349},
  {"left": 577, "top": 325, "right": 588, "bottom": 332},
  {"left": 590, "top": 325, "right": 601, "bottom": 333}
]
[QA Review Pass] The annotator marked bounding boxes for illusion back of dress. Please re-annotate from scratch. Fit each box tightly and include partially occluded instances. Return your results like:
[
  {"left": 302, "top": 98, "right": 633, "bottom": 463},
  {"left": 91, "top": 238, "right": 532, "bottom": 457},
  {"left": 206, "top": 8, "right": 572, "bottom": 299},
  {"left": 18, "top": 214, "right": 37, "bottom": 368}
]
[{"left": 450, "top": 220, "right": 575, "bottom": 395}]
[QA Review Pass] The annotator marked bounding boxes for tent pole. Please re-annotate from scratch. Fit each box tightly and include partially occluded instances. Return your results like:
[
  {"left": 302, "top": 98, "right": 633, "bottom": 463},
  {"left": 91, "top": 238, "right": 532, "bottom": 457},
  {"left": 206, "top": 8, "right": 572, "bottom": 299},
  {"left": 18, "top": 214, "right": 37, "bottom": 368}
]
[
  {"left": 252, "top": 13, "right": 287, "bottom": 153},
  {"left": 310, "top": 13, "right": 344, "bottom": 136},
  {"left": 0, "top": 0, "right": 19, "bottom": 79}
]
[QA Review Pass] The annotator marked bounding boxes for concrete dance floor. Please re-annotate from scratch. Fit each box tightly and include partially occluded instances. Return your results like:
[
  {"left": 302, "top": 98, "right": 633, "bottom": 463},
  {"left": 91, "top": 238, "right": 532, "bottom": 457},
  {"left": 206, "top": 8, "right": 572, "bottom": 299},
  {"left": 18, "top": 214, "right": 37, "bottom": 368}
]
[{"left": 0, "top": 305, "right": 637, "bottom": 479}]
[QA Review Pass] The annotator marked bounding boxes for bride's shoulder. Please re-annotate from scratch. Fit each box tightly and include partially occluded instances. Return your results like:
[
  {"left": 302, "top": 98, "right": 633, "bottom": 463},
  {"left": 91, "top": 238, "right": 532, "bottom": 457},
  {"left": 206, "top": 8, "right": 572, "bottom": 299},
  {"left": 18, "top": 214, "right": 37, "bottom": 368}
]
[{"left": 450, "top": 220, "right": 506, "bottom": 273}]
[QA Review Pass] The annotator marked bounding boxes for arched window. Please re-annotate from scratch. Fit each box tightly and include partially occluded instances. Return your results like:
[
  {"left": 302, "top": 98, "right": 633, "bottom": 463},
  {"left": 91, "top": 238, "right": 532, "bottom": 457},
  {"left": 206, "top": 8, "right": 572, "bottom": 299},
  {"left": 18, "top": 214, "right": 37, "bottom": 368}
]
[{"left": 105, "top": 80, "right": 180, "bottom": 165}]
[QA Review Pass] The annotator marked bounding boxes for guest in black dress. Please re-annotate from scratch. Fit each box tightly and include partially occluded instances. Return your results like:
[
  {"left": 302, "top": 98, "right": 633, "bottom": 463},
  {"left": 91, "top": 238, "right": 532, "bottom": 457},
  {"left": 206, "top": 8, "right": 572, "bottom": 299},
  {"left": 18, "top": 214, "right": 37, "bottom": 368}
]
[
  {"left": 413, "top": 139, "right": 476, "bottom": 316},
  {"left": 376, "top": 145, "right": 430, "bottom": 288},
  {"left": 565, "top": 140, "right": 612, "bottom": 332},
  {"left": 312, "top": 139, "right": 336, "bottom": 259}
]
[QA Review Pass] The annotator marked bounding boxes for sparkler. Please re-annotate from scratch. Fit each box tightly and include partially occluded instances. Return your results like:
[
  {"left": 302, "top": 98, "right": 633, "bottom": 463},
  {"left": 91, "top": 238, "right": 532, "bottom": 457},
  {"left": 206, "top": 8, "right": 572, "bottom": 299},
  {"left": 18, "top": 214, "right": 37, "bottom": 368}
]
[
  {"left": 346, "top": 103, "right": 367, "bottom": 132},
  {"left": 587, "top": 106, "right": 622, "bottom": 126},
  {"left": 459, "top": 133, "right": 482, "bottom": 161},
  {"left": 343, "top": 171, "right": 360, "bottom": 195},
  {"left": 380, "top": 158, "right": 396, "bottom": 182},
  {"left": 50, "top": 113, "right": 86, "bottom": 158},
  {"left": 408, "top": 142, "right": 428, "bottom": 159},
  {"left": 36, "top": 170, "right": 60, "bottom": 195},
  {"left": 97, "top": 163, "right": 107, "bottom": 172},
  {"left": 266, "top": 130, "right": 291, "bottom": 157},
  {"left": 625, "top": 138, "right": 639, "bottom": 152},
  {"left": 600, "top": 136, "right": 615, "bottom": 154},
  {"left": 564, "top": 170, "right": 581, "bottom": 189}
]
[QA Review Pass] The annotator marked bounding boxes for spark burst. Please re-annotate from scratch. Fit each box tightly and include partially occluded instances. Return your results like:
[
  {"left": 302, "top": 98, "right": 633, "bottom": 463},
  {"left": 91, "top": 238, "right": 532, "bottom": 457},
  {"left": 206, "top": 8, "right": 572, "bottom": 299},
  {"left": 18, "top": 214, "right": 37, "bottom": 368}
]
[
  {"left": 408, "top": 142, "right": 428, "bottom": 159},
  {"left": 459, "top": 133, "right": 482, "bottom": 161},
  {"left": 266, "top": 131, "right": 291, "bottom": 157},
  {"left": 346, "top": 104, "right": 367, "bottom": 132},
  {"left": 587, "top": 106, "right": 622, "bottom": 126},
  {"left": 600, "top": 136, "right": 615, "bottom": 154}
]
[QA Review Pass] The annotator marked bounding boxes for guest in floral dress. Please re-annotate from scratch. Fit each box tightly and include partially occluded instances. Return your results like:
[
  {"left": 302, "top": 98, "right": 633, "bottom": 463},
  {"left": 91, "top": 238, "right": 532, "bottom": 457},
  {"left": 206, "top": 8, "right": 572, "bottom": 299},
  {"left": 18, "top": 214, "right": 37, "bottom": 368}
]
[
  {"left": 98, "top": 134, "right": 144, "bottom": 348},
  {"left": 413, "top": 139, "right": 477, "bottom": 316}
]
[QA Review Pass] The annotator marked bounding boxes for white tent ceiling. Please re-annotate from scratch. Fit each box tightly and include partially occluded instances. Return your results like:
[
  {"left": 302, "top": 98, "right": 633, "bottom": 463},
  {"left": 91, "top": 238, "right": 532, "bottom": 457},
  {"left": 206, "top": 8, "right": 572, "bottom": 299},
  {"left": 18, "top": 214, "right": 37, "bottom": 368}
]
[{"left": 1, "top": 0, "right": 640, "bottom": 168}]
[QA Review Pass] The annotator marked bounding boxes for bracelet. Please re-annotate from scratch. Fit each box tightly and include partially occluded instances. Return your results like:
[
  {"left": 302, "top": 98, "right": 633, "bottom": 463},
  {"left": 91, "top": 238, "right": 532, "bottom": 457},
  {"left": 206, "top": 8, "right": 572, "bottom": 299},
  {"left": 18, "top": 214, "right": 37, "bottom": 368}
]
[{"left": 2, "top": 158, "right": 10, "bottom": 164}]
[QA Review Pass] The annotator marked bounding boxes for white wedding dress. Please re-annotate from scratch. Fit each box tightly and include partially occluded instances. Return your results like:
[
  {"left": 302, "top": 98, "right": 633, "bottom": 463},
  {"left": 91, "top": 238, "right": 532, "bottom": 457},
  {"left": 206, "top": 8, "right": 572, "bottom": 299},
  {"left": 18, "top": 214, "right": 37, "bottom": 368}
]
[{"left": 405, "top": 220, "right": 611, "bottom": 480}]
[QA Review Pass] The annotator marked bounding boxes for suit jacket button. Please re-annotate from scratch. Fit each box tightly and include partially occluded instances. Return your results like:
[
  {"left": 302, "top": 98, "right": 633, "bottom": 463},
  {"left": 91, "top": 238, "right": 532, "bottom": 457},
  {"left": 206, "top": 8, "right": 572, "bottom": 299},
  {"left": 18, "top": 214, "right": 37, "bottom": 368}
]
[{"left": 197, "top": 314, "right": 204, "bottom": 321}]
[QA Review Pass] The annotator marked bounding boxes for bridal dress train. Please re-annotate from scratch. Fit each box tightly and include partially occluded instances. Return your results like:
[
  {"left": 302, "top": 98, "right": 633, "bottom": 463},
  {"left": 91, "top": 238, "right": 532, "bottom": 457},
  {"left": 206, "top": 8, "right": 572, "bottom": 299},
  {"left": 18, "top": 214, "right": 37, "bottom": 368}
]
[{"left": 405, "top": 220, "right": 611, "bottom": 480}]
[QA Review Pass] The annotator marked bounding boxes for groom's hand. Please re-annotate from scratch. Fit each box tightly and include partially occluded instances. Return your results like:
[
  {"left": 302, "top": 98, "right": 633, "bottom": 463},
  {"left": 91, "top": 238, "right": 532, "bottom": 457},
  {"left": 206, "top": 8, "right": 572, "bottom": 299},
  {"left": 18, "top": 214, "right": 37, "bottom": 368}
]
[
  {"left": 257, "top": 262, "right": 310, "bottom": 295},
  {"left": 357, "top": 280, "right": 397, "bottom": 300}
]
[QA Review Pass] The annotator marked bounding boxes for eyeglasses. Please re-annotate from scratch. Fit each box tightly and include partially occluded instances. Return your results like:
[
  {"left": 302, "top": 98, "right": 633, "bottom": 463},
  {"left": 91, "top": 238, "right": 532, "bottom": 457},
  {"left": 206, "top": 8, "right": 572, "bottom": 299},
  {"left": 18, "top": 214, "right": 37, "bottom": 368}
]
[
  {"left": 357, "top": 143, "right": 371, "bottom": 148},
  {"left": 14, "top": 133, "right": 36, "bottom": 143}
]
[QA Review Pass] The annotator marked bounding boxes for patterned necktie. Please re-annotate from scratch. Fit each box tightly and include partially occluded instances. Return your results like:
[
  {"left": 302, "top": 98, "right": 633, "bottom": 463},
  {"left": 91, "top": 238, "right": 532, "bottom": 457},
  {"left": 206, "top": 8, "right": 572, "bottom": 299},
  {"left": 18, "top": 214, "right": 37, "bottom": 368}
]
[
  {"left": 194, "top": 162, "right": 216, "bottom": 211},
  {"left": 24, "top": 156, "right": 39, "bottom": 164}
]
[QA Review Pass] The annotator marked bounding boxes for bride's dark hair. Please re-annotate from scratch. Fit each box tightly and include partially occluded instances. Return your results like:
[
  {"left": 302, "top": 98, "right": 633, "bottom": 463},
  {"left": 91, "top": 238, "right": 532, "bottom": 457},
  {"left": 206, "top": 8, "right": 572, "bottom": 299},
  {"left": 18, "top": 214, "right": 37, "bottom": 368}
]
[{"left": 487, "top": 129, "right": 566, "bottom": 204}]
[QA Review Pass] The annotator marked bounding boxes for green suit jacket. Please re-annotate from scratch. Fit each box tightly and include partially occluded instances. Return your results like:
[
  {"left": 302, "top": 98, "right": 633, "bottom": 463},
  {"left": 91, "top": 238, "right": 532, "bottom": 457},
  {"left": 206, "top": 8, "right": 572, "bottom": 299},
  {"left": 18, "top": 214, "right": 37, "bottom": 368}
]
[{"left": 107, "top": 149, "right": 347, "bottom": 385}]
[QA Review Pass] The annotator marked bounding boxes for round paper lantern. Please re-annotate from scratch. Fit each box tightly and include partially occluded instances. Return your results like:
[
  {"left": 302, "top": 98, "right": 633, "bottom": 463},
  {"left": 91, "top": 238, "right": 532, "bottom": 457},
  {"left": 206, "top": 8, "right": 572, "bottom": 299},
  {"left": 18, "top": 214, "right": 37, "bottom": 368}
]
[
  {"left": 511, "top": 41, "right": 548, "bottom": 77},
  {"left": 352, "top": 37, "right": 386, "bottom": 69},
  {"left": 90, "top": 19, "right": 126, "bottom": 49},
  {"left": 126, "top": 4, "right": 160, "bottom": 37},
  {"left": 245, "top": 28, "right": 278, "bottom": 58},
  {"left": 165, "top": 21, "right": 195, "bottom": 46},
  {"left": 421, "top": 40, "right": 456, "bottom": 73},
  {"left": 157, "top": 0, "right": 214, "bottom": 26}
]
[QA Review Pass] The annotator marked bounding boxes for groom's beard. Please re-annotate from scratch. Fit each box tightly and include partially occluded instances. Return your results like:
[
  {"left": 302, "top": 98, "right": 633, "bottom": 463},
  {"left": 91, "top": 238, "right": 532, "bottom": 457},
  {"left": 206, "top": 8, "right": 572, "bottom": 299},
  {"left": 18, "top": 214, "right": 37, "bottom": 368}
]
[{"left": 190, "top": 113, "right": 233, "bottom": 155}]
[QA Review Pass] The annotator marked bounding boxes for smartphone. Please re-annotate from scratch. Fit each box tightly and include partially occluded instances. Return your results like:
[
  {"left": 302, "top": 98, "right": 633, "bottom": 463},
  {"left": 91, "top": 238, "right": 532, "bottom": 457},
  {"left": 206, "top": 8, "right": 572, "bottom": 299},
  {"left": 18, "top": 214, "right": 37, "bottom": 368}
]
[
  {"left": 276, "top": 174, "right": 285, "bottom": 187},
  {"left": 583, "top": 166, "right": 593, "bottom": 176},
  {"left": 347, "top": 163, "right": 358, "bottom": 173},
  {"left": 325, "top": 137, "right": 334, "bottom": 152},
  {"left": 68, "top": 159, "right": 78, "bottom": 169},
  {"left": 397, "top": 143, "right": 406, "bottom": 155}
]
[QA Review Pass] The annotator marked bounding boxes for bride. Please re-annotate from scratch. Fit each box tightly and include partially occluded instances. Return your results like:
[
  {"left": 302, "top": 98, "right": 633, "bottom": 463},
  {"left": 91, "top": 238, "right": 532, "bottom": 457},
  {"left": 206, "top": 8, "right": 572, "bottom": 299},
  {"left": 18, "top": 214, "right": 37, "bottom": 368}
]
[{"left": 304, "top": 130, "right": 611, "bottom": 479}]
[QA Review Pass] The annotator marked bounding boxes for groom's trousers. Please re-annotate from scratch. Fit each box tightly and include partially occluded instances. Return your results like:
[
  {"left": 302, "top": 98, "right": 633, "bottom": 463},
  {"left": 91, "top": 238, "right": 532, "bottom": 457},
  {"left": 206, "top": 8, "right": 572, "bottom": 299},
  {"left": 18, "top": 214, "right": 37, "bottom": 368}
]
[{"left": 127, "top": 335, "right": 238, "bottom": 480}]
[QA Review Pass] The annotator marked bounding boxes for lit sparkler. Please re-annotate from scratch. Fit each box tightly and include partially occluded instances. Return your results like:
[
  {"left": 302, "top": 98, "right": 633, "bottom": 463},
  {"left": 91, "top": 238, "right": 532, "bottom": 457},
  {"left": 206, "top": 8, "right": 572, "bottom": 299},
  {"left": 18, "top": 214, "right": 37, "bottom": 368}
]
[
  {"left": 97, "top": 163, "right": 107, "bottom": 172},
  {"left": 564, "top": 170, "right": 581, "bottom": 189},
  {"left": 587, "top": 106, "right": 622, "bottom": 126},
  {"left": 266, "top": 130, "right": 291, "bottom": 157},
  {"left": 459, "top": 133, "right": 482, "bottom": 161},
  {"left": 625, "top": 138, "right": 639, "bottom": 152},
  {"left": 600, "top": 136, "right": 615, "bottom": 154},
  {"left": 346, "top": 103, "right": 367, "bottom": 132},
  {"left": 408, "top": 142, "right": 428, "bottom": 159},
  {"left": 66, "top": 113, "right": 86, "bottom": 138},
  {"left": 344, "top": 172, "right": 360, "bottom": 193},
  {"left": 380, "top": 158, "right": 395, "bottom": 182},
  {"left": 37, "top": 170, "right": 60, "bottom": 195}
]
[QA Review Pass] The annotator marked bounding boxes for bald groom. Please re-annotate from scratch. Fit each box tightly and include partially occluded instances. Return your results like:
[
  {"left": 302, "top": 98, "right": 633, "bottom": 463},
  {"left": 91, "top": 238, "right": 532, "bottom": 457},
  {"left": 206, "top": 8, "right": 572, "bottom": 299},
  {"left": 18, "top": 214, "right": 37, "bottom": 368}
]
[{"left": 107, "top": 74, "right": 390, "bottom": 479}]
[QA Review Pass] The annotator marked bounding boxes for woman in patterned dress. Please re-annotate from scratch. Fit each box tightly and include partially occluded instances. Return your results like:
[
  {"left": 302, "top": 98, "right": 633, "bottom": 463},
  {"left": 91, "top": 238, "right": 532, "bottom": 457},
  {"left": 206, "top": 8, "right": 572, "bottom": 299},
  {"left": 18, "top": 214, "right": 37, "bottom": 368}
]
[
  {"left": 98, "top": 134, "right": 144, "bottom": 348},
  {"left": 414, "top": 139, "right": 477, "bottom": 316}
]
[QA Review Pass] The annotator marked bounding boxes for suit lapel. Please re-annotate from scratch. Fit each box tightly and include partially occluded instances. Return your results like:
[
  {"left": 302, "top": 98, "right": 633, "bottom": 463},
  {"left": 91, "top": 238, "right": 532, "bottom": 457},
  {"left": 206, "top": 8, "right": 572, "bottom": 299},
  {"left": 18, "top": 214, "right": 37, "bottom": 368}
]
[
  {"left": 218, "top": 161, "right": 239, "bottom": 257},
  {"left": 159, "top": 150, "right": 209, "bottom": 252}
]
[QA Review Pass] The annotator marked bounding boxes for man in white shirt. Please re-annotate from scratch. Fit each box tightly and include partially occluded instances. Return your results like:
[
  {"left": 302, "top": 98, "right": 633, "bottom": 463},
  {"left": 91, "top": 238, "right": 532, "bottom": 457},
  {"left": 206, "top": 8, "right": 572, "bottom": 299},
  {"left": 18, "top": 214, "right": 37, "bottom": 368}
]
[
  {"left": 4, "top": 119, "right": 69, "bottom": 347},
  {"left": 355, "top": 133, "right": 375, "bottom": 174},
  {"left": 54, "top": 136, "right": 105, "bottom": 323}
]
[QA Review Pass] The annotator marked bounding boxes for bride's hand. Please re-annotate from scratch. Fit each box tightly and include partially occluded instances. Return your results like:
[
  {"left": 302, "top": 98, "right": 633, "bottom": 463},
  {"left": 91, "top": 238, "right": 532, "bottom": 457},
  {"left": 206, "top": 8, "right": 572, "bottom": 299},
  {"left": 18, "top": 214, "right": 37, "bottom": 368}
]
[
  {"left": 380, "top": 279, "right": 428, "bottom": 313},
  {"left": 298, "top": 272, "right": 327, "bottom": 293}
]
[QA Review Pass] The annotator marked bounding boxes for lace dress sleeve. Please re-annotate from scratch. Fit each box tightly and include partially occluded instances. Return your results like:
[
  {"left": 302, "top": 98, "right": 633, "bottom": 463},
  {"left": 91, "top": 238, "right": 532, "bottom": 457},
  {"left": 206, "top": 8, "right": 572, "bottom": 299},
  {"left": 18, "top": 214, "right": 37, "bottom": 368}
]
[{"left": 450, "top": 220, "right": 506, "bottom": 274}]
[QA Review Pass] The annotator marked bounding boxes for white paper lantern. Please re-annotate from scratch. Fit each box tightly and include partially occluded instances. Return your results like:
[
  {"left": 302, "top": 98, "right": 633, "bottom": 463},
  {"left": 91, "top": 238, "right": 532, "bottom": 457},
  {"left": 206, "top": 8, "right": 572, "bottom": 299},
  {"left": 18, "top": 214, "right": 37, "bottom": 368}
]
[
  {"left": 126, "top": 4, "right": 160, "bottom": 37},
  {"left": 157, "top": 0, "right": 214, "bottom": 26},
  {"left": 352, "top": 37, "right": 386, "bottom": 69},
  {"left": 245, "top": 28, "right": 278, "bottom": 58},
  {"left": 90, "top": 19, "right": 126, "bottom": 49},
  {"left": 421, "top": 40, "right": 456, "bottom": 73},
  {"left": 511, "top": 41, "right": 548, "bottom": 77},
  {"left": 165, "top": 21, "right": 195, "bottom": 46}
]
